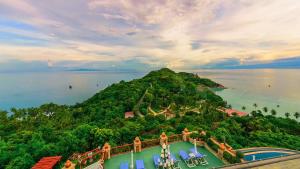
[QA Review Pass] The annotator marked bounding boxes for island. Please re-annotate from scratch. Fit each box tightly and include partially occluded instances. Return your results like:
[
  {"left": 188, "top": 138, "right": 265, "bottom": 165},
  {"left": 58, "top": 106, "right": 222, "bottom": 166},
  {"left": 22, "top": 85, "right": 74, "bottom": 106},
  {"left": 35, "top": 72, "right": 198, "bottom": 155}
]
[{"left": 0, "top": 68, "right": 299, "bottom": 169}]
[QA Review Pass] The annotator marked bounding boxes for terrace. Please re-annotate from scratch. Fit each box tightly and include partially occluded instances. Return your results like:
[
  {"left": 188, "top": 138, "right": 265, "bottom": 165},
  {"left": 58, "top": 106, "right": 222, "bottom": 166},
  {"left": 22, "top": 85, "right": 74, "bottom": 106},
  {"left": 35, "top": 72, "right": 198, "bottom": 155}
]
[
  {"left": 74, "top": 129, "right": 231, "bottom": 169},
  {"left": 104, "top": 141, "right": 224, "bottom": 169}
]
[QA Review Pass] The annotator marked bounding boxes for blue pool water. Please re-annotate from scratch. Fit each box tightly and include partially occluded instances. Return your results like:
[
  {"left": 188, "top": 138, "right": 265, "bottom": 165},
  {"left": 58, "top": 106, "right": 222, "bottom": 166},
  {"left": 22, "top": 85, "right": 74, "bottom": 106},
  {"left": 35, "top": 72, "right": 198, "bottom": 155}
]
[{"left": 244, "top": 152, "right": 289, "bottom": 161}]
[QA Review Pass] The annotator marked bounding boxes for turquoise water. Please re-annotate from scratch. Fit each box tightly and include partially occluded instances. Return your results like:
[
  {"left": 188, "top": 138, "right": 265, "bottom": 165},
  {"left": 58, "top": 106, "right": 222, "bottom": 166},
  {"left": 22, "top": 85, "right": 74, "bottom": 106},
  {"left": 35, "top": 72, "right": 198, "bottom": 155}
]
[
  {"left": 244, "top": 152, "right": 288, "bottom": 161},
  {"left": 196, "top": 69, "right": 300, "bottom": 119},
  {"left": 0, "top": 71, "right": 144, "bottom": 111}
]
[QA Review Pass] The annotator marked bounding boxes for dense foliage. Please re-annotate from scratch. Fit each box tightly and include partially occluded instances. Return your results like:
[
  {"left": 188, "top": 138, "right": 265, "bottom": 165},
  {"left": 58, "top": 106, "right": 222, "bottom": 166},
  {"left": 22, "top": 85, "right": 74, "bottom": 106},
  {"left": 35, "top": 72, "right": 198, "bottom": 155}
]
[{"left": 0, "top": 68, "right": 299, "bottom": 168}]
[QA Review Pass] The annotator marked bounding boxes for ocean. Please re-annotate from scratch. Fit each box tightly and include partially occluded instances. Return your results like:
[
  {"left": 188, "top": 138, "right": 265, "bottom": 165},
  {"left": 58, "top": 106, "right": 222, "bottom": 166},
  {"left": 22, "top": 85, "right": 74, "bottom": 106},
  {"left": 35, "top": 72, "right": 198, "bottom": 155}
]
[
  {"left": 0, "top": 69, "right": 299, "bottom": 119},
  {"left": 0, "top": 71, "right": 145, "bottom": 111},
  {"left": 196, "top": 69, "right": 300, "bottom": 119}
]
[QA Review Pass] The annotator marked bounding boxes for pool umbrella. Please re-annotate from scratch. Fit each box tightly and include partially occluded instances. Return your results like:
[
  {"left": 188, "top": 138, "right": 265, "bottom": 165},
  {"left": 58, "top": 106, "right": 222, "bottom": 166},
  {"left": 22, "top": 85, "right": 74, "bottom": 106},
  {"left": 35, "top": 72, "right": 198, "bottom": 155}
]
[
  {"left": 130, "top": 150, "right": 134, "bottom": 169},
  {"left": 194, "top": 139, "right": 198, "bottom": 153}
]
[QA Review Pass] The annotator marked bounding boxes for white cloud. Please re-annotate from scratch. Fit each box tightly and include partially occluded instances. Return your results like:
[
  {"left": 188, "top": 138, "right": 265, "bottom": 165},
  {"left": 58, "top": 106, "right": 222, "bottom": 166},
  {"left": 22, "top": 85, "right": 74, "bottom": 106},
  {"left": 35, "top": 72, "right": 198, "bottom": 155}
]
[{"left": 1, "top": 0, "right": 300, "bottom": 70}]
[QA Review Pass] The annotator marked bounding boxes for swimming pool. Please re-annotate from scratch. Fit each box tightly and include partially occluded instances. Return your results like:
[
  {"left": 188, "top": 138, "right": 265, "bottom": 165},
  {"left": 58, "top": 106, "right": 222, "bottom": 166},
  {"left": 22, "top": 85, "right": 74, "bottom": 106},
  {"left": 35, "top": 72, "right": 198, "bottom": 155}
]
[{"left": 244, "top": 152, "right": 289, "bottom": 161}]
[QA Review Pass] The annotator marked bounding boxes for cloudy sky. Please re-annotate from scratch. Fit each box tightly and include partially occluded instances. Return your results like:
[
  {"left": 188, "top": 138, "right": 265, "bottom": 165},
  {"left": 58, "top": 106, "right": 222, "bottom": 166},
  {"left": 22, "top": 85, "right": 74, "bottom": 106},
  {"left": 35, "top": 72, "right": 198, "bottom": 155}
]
[{"left": 0, "top": 0, "right": 300, "bottom": 71}]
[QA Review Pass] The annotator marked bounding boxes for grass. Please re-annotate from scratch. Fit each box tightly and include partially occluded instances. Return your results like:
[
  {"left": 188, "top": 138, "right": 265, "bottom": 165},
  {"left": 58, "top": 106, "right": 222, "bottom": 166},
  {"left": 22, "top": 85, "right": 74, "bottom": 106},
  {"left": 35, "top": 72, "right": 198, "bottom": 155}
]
[{"left": 104, "top": 141, "right": 224, "bottom": 169}]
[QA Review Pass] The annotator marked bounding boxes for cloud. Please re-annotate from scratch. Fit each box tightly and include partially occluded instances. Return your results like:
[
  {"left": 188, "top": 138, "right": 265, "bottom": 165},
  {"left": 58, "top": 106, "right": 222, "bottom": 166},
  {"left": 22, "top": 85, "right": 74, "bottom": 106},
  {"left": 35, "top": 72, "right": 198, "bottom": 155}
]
[{"left": 0, "top": 0, "right": 300, "bottom": 71}]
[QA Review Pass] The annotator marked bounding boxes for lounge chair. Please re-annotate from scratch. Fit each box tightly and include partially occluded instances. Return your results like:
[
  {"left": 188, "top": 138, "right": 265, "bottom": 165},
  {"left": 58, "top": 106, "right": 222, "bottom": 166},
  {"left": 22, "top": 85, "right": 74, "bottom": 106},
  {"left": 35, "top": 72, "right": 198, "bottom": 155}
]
[
  {"left": 189, "top": 148, "right": 208, "bottom": 165},
  {"left": 153, "top": 155, "right": 160, "bottom": 168},
  {"left": 120, "top": 162, "right": 129, "bottom": 169},
  {"left": 179, "top": 150, "right": 196, "bottom": 168},
  {"left": 171, "top": 154, "right": 181, "bottom": 169},
  {"left": 136, "top": 160, "right": 145, "bottom": 169}
]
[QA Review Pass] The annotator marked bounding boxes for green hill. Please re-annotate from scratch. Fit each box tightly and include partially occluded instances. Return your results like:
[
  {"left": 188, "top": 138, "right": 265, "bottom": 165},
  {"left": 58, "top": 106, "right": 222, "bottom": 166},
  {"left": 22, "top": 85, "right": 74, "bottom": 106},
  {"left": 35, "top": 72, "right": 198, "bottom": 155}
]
[
  {"left": 0, "top": 68, "right": 299, "bottom": 169},
  {"left": 79, "top": 68, "right": 225, "bottom": 118}
]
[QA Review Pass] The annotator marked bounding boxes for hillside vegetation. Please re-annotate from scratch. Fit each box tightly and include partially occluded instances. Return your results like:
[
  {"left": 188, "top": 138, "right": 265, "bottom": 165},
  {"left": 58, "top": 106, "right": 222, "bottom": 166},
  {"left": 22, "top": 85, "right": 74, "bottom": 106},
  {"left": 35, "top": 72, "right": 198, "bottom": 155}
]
[{"left": 0, "top": 68, "right": 299, "bottom": 169}]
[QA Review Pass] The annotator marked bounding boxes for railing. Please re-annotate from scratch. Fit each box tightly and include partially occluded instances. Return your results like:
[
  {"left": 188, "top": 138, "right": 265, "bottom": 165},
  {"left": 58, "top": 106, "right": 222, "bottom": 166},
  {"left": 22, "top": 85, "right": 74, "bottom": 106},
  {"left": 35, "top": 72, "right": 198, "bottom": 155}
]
[
  {"left": 215, "top": 153, "right": 300, "bottom": 169},
  {"left": 77, "top": 147, "right": 103, "bottom": 168},
  {"left": 169, "top": 134, "right": 183, "bottom": 143},
  {"left": 111, "top": 143, "right": 133, "bottom": 156},
  {"left": 237, "top": 147, "right": 300, "bottom": 154},
  {"left": 142, "top": 138, "right": 160, "bottom": 148}
]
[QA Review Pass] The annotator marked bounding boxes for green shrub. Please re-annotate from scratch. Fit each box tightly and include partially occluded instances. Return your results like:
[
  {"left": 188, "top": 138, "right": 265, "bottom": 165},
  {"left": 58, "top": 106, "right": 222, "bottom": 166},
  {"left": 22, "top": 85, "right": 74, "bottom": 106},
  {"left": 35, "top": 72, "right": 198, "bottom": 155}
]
[
  {"left": 223, "top": 151, "right": 241, "bottom": 164},
  {"left": 236, "top": 150, "right": 244, "bottom": 159},
  {"left": 207, "top": 139, "right": 219, "bottom": 152},
  {"left": 190, "top": 132, "right": 200, "bottom": 139},
  {"left": 211, "top": 144, "right": 219, "bottom": 152}
]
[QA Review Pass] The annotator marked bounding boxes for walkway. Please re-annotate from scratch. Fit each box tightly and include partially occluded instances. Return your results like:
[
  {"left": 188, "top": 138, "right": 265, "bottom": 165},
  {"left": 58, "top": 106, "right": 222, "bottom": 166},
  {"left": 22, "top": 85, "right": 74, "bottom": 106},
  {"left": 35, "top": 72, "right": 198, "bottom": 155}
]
[{"left": 217, "top": 154, "right": 300, "bottom": 169}]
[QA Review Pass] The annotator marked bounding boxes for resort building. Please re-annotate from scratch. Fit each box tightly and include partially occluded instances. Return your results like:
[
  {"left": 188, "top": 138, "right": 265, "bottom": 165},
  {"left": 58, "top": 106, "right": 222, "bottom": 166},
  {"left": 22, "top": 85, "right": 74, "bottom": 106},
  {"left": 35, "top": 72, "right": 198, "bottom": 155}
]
[
  {"left": 33, "top": 129, "right": 300, "bottom": 169},
  {"left": 124, "top": 111, "right": 135, "bottom": 119}
]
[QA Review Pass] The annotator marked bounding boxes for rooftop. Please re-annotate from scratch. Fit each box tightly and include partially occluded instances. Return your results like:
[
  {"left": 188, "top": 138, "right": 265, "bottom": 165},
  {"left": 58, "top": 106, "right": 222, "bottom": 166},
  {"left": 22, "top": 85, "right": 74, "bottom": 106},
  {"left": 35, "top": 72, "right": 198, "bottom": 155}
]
[
  {"left": 125, "top": 111, "right": 135, "bottom": 118},
  {"left": 225, "top": 109, "right": 248, "bottom": 117},
  {"left": 104, "top": 141, "right": 224, "bottom": 169},
  {"left": 31, "top": 156, "right": 62, "bottom": 169}
]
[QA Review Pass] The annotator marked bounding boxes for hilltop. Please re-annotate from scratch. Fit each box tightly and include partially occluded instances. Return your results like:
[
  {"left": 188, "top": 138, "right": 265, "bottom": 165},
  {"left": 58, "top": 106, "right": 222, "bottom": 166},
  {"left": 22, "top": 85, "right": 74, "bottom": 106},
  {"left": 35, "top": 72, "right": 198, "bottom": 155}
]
[
  {"left": 78, "top": 68, "right": 225, "bottom": 119},
  {"left": 0, "top": 68, "right": 300, "bottom": 169}
]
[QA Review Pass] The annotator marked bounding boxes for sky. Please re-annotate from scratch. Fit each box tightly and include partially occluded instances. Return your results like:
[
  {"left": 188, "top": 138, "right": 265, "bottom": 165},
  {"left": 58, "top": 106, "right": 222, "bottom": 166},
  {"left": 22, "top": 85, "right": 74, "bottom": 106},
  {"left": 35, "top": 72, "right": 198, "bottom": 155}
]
[{"left": 0, "top": 0, "right": 300, "bottom": 71}]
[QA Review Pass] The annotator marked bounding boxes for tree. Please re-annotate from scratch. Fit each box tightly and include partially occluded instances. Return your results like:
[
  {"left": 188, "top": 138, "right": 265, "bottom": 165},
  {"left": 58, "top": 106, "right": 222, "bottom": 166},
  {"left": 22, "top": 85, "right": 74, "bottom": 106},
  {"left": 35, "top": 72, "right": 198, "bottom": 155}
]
[
  {"left": 253, "top": 103, "right": 258, "bottom": 109},
  {"left": 228, "top": 104, "right": 232, "bottom": 109},
  {"left": 242, "top": 106, "right": 246, "bottom": 110},
  {"left": 6, "top": 153, "right": 34, "bottom": 169},
  {"left": 271, "top": 109, "right": 277, "bottom": 116},
  {"left": 285, "top": 112, "right": 290, "bottom": 118},
  {"left": 262, "top": 107, "right": 268, "bottom": 113},
  {"left": 294, "top": 112, "right": 300, "bottom": 119}
]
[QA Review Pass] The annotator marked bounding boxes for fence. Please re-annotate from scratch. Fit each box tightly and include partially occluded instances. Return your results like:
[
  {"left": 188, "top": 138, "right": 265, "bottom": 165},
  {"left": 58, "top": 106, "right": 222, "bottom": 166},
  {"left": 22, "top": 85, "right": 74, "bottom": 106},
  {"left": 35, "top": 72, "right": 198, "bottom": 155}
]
[{"left": 111, "top": 143, "right": 133, "bottom": 156}]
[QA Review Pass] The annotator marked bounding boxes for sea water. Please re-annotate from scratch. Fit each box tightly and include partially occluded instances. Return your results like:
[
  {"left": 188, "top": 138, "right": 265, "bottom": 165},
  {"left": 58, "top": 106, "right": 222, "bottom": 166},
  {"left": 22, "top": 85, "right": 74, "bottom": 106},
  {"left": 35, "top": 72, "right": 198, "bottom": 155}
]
[
  {"left": 0, "top": 71, "right": 144, "bottom": 111},
  {"left": 196, "top": 69, "right": 300, "bottom": 119}
]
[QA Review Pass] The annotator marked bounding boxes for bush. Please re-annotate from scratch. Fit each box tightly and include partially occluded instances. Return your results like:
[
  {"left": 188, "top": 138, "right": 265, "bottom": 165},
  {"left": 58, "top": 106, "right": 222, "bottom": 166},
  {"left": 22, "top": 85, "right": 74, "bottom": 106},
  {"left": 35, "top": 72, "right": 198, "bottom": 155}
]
[
  {"left": 211, "top": 144, "right": 219, "bottom": 152},
  {"left": 190, "top": 132, "right": 200, "bottom": 139},
  {"left": 223, "top": 151, "right": 241, "bottom": 164},
  {"left": 207, "top": 139, "right": 219, "bottom": 152},
  {"left": 236, "top": 150, "right": 244, "bottom": 159}
]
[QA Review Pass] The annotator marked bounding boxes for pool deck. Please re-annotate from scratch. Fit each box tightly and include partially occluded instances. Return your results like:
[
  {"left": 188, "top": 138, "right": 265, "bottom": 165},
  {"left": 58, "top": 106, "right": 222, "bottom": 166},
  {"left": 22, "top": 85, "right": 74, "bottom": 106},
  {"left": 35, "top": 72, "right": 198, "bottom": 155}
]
[{"left": 104, "top": 141, "right": 224, "bottom": 169}]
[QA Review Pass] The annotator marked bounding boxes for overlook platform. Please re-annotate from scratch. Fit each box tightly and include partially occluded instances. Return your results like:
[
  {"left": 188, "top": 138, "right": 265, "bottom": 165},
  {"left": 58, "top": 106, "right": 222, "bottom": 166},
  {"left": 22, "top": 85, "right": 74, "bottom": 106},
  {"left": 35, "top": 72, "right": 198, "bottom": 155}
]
[{"left": 104, "top": 141, "right": 224, "bottom": 169}]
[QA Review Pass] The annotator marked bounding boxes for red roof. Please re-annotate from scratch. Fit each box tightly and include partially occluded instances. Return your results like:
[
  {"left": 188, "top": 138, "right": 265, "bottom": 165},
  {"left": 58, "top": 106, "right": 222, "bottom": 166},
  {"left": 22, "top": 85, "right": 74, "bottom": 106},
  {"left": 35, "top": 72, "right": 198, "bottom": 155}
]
[
  {"left": 225, "top": 109, "right": 248, "bottom": 117},
  {"left": 32, "top": 156, "right": 62, "bottom": 169},
  {"left": 125, "top": 111, "right": 134, "bottom": 118}
]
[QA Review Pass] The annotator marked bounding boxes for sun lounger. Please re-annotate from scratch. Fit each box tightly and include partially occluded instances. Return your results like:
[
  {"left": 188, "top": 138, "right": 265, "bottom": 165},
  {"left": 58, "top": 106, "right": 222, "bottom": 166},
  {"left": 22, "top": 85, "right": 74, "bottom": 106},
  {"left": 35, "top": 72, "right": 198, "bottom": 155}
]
[
  {"left": 153, "top": 155, "right": 160, "bottom": 168},
  {"left": 171, "top": 154, "right": 181, "bottom": 169},
  {"left": 120, "top": 162, "right": 129, "bottom": 169},
  {"left": 179, "top": 150, "right": 196, "bottom": 168},
  {"left": 171, "top": 154, "right": 177, "bottom": 161},
  {"left": 136, "top": 160, "right": 145, "bottom": 169},
  {"left": 189, "top": 148, "right": 208, "bottom": 165}
]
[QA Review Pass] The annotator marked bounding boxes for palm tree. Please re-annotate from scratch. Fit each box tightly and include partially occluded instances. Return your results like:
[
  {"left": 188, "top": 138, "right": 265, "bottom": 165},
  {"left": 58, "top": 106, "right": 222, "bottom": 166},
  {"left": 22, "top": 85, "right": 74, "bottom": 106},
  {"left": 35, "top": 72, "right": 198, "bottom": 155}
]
[
  {"left": 285, "top": 112, "right": 290, "bottom": 118},
  {"left": 253, "top": 103, "right": 258, "bottom": 110},
  {"left": 251, "top": 110, "right": 257, "bottom": 117},
  {"left": 242, "top": 106, "right": 246, "bottom": 110},
  {"left": 271, "top": 109, "right": 277, "bottom": 116},
  {"left": 294, "top": 112, "right": 299, "bottom": 119},
  {"left": 263, "top": 107, "right": 268, "bottom": 113}
]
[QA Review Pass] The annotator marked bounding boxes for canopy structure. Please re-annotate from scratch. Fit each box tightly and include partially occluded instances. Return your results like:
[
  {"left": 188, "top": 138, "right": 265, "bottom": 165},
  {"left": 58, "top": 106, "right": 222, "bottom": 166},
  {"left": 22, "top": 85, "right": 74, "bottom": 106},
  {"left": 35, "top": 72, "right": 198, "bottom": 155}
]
[{"left": 32, "top": 156, "right": 62, "bottom": 169}]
